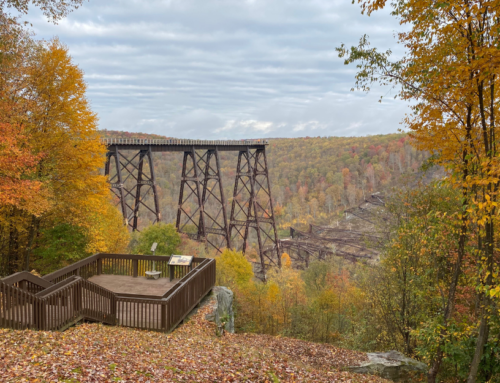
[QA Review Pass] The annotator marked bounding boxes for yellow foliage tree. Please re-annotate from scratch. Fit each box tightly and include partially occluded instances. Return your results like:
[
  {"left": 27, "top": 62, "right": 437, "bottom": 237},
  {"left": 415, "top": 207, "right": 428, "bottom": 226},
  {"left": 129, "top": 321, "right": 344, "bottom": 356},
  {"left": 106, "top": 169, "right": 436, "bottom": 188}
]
[
  {"left": 338, "top": 0, "right": 500, "bottom": 380},
  {"left": 0, "top": 32, "right": 129, "bottom": 275},
  {"left": 266, "top": 254, "right": 305, "bottom": 330},
  {"left": 215, "top": 248, "right": 253, "bottom": 288}
]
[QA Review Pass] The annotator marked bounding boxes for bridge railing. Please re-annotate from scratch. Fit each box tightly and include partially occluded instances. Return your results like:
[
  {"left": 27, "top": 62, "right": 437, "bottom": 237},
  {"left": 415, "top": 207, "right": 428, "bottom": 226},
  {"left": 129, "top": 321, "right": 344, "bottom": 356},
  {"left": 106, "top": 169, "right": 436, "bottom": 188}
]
[{"left": 101, "top": 138, "right": 269, "bottom": 146}]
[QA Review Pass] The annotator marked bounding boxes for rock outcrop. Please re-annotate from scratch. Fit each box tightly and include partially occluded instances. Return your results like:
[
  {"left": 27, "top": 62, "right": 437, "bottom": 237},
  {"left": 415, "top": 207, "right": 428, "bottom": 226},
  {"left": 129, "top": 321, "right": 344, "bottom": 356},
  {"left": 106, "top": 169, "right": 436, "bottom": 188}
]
[
  {"left": 347, "top": 350, "right": 427, "bottom": 381},
  {"left": 204, "top": 286, "right": 235, "bottom": 334}
]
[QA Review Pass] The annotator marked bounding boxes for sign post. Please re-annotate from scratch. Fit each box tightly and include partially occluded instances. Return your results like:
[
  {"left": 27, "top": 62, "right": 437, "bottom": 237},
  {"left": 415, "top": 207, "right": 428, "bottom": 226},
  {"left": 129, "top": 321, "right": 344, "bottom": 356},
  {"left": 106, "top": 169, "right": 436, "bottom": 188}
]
[
  {"left": 168, "top": 255, "right": 194, "bottom": 281},
  {"left": 145, "top": 242, "right": 161, "bottom": 279}
]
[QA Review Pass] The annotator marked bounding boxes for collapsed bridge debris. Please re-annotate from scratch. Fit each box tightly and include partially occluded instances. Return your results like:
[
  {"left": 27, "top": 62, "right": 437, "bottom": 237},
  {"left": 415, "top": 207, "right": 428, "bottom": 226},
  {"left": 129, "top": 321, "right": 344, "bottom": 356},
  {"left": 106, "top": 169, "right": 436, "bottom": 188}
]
[{"left": 254, "top": 194, "right": 388, "bottom": 278}]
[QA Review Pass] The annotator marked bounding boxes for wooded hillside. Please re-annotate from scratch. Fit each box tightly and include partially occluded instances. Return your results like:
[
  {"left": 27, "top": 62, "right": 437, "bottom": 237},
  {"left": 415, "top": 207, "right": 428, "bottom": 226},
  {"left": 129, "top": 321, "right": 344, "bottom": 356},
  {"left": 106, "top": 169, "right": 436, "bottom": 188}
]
[{"left": 102, "top": 131, "right": 430, "bottom": 234}]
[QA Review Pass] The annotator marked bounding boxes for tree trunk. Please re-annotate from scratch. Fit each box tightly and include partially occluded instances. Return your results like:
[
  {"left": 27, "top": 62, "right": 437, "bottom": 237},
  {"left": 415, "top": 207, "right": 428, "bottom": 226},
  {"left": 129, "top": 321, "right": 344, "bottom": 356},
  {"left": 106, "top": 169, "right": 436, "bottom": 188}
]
[
  {"left": 427, "top": 128, "right": 470, "bottom": 382},
  {"left": 7, "top": 209, "right": 19, "bottom": 275},
  {"left": 467, "top": 308, "right": 489, "bottom": 383},
  {"left": 467, "top": 220, "right": 494, "bottom": 382},
  {"left": 24, "top": 215, "right": 39, "bottom": 271}
]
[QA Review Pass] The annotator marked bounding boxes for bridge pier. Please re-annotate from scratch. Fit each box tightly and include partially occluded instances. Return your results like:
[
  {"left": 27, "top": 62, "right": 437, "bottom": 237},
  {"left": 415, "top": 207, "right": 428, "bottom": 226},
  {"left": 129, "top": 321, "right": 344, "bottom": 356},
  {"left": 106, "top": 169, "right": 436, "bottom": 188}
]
[
  {"left": 105, "top": 146, "right": 161, "bottom": 230},
  {"left": 199, "top": 148, "right": 231, "bottom": 251},
  {"left": 176, "top": 147, "right": 206, "bottom": 242},
  {"left": 229, "top": 148, "right": 280, "bottom": 269},
  {"left": 176, "top": 148, "right": 230, "bottom": 252}
]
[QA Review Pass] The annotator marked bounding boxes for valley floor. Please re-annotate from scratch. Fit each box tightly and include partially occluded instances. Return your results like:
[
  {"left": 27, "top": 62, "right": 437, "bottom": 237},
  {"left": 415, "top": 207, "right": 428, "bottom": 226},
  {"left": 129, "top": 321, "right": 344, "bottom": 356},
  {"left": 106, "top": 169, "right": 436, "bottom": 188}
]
[{"left": 0, "top": 304, "right": 387, "bottom": 382}]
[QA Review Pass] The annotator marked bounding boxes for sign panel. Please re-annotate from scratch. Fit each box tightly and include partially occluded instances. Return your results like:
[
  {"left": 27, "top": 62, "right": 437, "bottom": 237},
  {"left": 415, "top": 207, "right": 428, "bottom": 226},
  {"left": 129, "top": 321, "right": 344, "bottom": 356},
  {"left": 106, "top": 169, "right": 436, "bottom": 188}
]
[{"left": 168, "top": 255, "right": 194, "bottom": 266}]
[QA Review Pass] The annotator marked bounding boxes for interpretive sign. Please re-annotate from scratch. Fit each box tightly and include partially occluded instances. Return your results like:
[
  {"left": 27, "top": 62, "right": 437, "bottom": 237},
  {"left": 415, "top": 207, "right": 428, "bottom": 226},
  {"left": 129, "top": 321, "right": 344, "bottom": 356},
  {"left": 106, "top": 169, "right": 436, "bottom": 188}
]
[{"left": 168, "top": 255, "right": 194, "bottom": 266}]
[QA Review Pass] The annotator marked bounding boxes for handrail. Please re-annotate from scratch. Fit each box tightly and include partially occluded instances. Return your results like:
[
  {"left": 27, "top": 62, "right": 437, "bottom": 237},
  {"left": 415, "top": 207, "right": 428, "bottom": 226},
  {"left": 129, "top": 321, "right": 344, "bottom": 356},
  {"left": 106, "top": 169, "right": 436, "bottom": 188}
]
[
  {"left": 43, "top": 254, "right": 99, "bottom": 282},
  {"left": 111, "top": 258, "right": 213, "bottom": 300},
  {"left": 43, "top": 253, "right": 207, "bottom": 283},
  {"left": 2, "top": 271, "right": 54, "bottom": 289},
  {"left": 162, "top": 258, "right": 212, "bottom": 300},
  {"left": 0, "top": 279, "right": 38, "bottom": 298},
  {"left": 101, "top": 138, "right": 269, "bottom": 146},
  {"left": 35, "top": 276, "right": 80, "bottom": 297},
  {"left": 99, "top": 253, "right": 205, "bottom": 262}
]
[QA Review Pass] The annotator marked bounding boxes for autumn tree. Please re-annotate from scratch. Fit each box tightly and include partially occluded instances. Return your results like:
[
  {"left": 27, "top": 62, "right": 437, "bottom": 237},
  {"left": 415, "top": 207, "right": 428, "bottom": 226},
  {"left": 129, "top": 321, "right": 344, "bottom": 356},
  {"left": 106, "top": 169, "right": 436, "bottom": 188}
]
[
  {"left": 0, "top": 19, "right": 129, "bottom": 275},
  {"left": 0, "top": 16, "right": 50, "bottom": 274},
  {"left": 0, "top": 0, "right": 83, "bottom": 21},
  {"left": 216, "top": 248, "right": 253, "bottom": 288},
  {"left": 132, "top": 223, "right": 181, "bottom": 256},
  {"left": 338, "top": 0, "right": 500, "bottom": 380}
]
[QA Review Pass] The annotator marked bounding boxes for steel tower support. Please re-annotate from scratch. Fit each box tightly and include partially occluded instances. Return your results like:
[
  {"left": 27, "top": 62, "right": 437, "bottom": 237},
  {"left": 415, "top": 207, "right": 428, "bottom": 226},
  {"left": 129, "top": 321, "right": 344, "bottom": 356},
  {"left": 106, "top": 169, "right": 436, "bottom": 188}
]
[
  {"left": 176, "top": 148, "right": 205, "bottom": 241},
  {"left": 176, "top": 148, "right": 230, "bottom": 251},
  {"left": 105, "top": 147, "right": 161, "bottom": 231},
  {"left": 199, "top": 148, "right": 230, "bottom": 251},
  {"left": 229, "top": 147, "right": 280, "bottom": 272}
]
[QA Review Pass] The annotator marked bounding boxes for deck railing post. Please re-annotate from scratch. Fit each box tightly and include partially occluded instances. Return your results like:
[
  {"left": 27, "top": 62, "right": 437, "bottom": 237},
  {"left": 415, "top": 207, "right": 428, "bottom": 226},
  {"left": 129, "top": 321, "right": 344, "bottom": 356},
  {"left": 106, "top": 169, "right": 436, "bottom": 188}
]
[
  {"left": 33, "top": 299, "right": 40, "bottom": 330},
  {"left": 161, "top": 303, "right": 167, "bottom": 331},
  {"left": 133, "top": 259, "right": 138, "bottom": 277},
  {"left": 169, "top": 265, "right": 173, "bottom": 282},
  {"left": 111, "top": 295, "right": 117, "bottom": 324},
  {"left": 97, "top": 258, "right": 102, "bottom": 275},
  {"left": 73, "top": 283, "right": 82, "bottom": 313},
  {"left": 39, "top": 300, "right": 46, "bottom": 330}
]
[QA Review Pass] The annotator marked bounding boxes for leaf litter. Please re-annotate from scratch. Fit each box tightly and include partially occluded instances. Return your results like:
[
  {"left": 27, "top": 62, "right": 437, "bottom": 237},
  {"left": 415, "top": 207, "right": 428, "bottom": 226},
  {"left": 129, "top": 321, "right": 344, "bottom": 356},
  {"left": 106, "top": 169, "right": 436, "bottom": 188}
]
[{"left": 0, "top": 304, "right": 387, "bottom": 382}]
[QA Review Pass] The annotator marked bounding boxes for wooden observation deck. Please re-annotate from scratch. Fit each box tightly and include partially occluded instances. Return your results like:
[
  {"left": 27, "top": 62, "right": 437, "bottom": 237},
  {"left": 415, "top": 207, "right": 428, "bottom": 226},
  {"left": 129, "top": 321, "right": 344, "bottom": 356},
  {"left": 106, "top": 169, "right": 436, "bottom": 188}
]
[{"left": 0, "top": 254, "right": 215, "bottom": 333}]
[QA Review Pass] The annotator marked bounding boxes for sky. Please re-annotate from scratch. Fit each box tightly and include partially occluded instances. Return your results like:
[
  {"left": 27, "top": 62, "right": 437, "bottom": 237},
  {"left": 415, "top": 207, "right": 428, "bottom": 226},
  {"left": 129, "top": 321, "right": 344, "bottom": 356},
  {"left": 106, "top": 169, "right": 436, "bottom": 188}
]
[{"left": 22, "top": 0, "right": 409, "bottom": 139}]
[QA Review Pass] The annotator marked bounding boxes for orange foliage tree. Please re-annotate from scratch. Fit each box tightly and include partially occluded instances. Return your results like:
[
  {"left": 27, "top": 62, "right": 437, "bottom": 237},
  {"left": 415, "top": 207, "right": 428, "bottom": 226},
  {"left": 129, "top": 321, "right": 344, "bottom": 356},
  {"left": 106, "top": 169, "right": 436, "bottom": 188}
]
[{"left": 0, "top": 17, "right": 129, "bottom": 275}]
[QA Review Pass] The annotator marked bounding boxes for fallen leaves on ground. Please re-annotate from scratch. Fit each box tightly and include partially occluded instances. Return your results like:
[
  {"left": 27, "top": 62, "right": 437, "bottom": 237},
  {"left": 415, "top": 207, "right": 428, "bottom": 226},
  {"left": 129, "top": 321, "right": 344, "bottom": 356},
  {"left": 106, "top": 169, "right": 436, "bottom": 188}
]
[{"left": 0, "top": 304, "right": 387, "bottom": 382}]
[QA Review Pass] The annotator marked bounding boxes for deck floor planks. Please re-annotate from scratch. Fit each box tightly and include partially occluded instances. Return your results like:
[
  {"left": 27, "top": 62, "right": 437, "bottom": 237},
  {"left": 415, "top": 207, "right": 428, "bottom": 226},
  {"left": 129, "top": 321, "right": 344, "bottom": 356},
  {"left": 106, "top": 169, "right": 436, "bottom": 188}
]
[{"left": 88, "top": 275, "right": 178, "bottom": 297}]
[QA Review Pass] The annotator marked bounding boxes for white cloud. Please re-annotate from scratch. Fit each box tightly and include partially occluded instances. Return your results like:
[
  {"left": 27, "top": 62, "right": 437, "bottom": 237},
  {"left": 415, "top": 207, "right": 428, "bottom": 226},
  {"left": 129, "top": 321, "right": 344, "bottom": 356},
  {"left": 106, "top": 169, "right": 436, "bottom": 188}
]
[
  {"left": 24, "top": 0, "right": 408, "bottom": 138},
  {"left": 217, "top": 120, "right": 278, "bottom": 134}
]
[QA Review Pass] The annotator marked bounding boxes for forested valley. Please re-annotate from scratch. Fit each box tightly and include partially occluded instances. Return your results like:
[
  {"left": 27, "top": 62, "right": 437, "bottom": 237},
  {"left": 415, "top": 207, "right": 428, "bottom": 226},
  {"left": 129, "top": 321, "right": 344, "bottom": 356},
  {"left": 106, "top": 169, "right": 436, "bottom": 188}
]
[
  {"left": 101, "top": 130, "right": 434, "bottom": 235},
  {"left": 1, "top": 0, "right": 500, "bottom": 382}
]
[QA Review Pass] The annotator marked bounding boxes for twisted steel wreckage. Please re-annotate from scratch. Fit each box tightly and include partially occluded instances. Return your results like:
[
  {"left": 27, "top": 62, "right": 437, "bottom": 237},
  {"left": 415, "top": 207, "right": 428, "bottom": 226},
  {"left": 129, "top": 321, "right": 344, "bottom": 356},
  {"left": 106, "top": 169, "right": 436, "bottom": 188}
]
[{"left": 103, "top": 139, "right": 385, "bottom": 277}]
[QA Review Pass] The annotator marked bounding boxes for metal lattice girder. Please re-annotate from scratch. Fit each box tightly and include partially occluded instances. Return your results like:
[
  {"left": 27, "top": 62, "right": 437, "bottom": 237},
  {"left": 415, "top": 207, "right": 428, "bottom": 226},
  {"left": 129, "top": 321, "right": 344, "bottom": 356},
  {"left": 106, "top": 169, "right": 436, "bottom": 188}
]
[
  {"left": 176, "top": 148, "right": 230, "bottom": 253},
  {"left": 176, "top": 147, "right": 205, "bottom": 241},
  {"left": 229, "top": 147, "right": 280, "bottom": 271},
  {"left": 199, "top": 149, "right": 230, "bottom": 252},
  {"left": 104, "top": 146, "right": 161, "bottom": 231}
]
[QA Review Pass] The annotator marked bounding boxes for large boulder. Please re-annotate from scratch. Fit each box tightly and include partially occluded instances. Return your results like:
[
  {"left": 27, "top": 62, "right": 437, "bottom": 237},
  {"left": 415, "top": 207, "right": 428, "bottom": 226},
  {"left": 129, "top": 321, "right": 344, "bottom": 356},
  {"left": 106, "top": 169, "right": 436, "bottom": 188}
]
[
  {"left": 347, "top": 350, "right": 427, "bottom": 382},
  {"left": 204, "top": 286, "right": 235, "bottom": 334}
]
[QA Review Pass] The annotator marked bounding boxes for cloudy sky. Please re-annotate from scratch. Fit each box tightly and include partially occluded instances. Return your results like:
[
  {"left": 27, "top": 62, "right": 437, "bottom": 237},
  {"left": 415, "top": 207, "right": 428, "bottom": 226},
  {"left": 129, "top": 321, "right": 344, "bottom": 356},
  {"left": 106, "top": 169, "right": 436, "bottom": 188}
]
[{"left": 22, "top": 0, "right": 408, "bottom": 139}]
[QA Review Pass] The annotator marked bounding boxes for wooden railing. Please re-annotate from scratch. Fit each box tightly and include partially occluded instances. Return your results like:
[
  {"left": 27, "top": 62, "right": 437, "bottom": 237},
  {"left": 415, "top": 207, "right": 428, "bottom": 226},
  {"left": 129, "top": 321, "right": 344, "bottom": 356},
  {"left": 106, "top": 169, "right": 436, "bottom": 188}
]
[
  {"left": 0, "top": 254, "right": 215, "bottom": 333},
  {"left": 161, "top": 258, "right": 216, "bottom": 332},
  {"left": 43, "top": 254, "right": 205, "bottom": 284},
  {"left": 0, "top": 281, "right": 38, "bottom": 330},
  {"left": 2, "top": 271, "right": 54, "bottom": 294}
]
